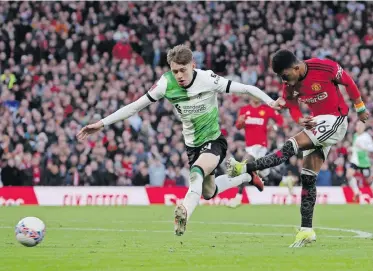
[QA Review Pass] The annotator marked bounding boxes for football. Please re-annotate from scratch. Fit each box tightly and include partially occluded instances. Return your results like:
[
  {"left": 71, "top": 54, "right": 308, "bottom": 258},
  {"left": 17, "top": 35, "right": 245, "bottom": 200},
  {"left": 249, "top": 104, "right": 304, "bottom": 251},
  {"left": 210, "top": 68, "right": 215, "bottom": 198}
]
[{"left": 15, "top": 217, "right": 46, "bottom": 247}]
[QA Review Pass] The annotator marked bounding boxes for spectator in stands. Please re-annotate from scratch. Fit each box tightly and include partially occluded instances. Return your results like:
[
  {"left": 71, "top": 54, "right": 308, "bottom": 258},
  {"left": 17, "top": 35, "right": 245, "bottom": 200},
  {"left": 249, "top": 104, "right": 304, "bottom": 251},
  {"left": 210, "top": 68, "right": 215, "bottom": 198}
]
[
  {"left": 0, "top": 1, "right": 372, "bottom": 188},
  {"left": 317, "top": 163, "right": 333, "bottom": 186},
  {"left": 148, "top": 158, "right": 166, "bottom": 186}
]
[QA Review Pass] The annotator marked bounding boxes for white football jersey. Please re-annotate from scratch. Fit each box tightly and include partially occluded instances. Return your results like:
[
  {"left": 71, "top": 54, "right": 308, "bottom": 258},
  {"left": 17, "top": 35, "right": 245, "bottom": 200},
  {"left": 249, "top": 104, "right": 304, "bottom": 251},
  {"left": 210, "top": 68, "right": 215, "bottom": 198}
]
[{"left": 147, "top": 69, "right": 231, "bottom": 147}]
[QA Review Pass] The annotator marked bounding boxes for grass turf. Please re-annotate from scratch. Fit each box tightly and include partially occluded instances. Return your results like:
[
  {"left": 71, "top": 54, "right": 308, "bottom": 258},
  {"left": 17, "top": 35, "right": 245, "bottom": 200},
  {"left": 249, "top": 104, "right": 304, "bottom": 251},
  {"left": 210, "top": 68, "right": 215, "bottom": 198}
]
[{"left": 0, "top": 205, "right": 372, "bottom": 271}]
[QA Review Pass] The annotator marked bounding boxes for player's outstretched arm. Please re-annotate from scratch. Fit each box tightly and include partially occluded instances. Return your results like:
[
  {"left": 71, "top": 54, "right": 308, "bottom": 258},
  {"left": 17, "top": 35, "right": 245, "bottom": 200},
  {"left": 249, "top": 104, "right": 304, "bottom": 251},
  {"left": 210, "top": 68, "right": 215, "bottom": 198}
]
[
  {"left": 77, "top": 76, "right": 167, "bottom": 141},
  {"left": 228, "top": 81, "right": 281, "bottom": 109},
  {"left": 328, "top": 60, "right": 370, "bottom": 123},
  {"left": 76, "top": 94, "right": 153, "bottom": 141}
]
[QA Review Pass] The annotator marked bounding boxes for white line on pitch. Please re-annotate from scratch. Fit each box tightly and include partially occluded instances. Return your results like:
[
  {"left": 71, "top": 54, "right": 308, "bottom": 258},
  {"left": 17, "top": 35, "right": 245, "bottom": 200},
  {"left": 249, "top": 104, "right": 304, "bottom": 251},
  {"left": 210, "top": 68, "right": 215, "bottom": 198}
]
[
  {"left": 0, "top": 225, "right": 366, "bottom": 239},
  {"left": 152, "top": 221, "right": 373, "bottom": 238}
]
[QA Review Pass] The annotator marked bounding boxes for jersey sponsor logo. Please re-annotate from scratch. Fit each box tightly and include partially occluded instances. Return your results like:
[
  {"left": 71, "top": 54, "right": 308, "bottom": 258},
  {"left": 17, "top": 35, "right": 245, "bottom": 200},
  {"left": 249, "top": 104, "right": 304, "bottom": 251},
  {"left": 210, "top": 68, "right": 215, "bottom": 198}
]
[
  {"left": 299, "top": 92, "right": 328, "bottom": 104},
  {"left": 311, "top": 83, "right": 321, "bottom": 91},
  {"left": 245, "top": 117, "right": 264, "bottom": 125},
  {"left": 175, "top": 104, "right": 206, "bottom": 114},
  {"left": 259, "top": 110, "right": 265, "bottom": 116},
  {"left": 175, "top": 104, "right": 182, "bottom": 114}
]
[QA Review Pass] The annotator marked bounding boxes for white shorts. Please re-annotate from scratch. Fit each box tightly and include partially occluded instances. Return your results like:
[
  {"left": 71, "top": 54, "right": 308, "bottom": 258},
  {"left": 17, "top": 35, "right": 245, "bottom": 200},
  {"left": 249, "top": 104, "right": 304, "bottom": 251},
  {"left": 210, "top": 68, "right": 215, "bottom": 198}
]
[
  {"left": 245, "top": 145, "right": 268, "bottom": 159},
  {"left": 303, "top": 115, "right": 348, "bottom": 159}
]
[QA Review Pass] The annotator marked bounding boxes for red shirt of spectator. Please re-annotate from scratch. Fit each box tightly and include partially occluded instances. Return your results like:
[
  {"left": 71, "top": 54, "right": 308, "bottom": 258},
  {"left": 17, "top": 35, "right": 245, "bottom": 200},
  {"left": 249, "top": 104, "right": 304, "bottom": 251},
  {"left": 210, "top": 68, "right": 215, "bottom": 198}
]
[
  {"left": 236, "top": 99, "right": 283, "bottom": 147},
  {"left": 122, "top": 158, "right": 133, "bottom": 178},
  {"left": 112, "top": 39, "right": 133, "bottom": 60}
]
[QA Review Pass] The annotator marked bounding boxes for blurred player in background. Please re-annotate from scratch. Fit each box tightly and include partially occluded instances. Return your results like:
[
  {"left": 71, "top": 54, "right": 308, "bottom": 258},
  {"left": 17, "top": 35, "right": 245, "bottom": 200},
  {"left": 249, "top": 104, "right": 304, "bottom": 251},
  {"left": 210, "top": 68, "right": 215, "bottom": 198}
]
[
  {"left": 228, "top": 96, "right": 283, "bottom": 208},
  {"left": 347, "top": 122, "right": 373, "bottom": 201},
  {"left": 77, "top": 45, "right": 280, "bottom": 236},
  {"left": 227, "top": 49, "right": 369, "bottom": 247}
]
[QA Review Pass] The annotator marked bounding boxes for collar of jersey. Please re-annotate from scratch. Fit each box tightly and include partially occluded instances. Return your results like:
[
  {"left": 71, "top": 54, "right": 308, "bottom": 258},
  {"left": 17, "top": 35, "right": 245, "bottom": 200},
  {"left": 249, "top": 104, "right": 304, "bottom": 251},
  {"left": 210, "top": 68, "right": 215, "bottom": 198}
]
[
  {"left": 298, "top": 62, "right": 309, "bottom": 82},
  {"left": 184, "top": 70, "right": 197, "bottom": 89}
]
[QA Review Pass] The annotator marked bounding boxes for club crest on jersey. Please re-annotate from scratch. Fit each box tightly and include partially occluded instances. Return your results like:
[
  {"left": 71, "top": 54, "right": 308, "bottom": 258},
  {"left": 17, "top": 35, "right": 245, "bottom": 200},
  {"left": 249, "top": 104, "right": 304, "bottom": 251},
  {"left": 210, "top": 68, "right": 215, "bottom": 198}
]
[
  {"left": 311, "top": 83, "right": 321, "bottom": 92},
  {"left": 259, "top": 110, "right": 265, "bottom": 116}
]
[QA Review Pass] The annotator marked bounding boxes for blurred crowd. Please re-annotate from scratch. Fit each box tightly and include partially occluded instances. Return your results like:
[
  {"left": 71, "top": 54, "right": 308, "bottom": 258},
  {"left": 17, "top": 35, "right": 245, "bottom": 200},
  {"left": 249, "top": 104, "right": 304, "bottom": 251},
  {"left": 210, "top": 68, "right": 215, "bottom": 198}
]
[{"left": 0, "top": 1, "right": 373, "bottom": 187}]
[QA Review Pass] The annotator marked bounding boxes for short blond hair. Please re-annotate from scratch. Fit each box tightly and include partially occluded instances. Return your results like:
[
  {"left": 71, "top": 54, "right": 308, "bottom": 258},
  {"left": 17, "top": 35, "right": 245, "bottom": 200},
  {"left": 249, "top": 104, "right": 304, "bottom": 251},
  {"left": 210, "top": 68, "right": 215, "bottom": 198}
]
[{"left": 167, "top": 44, "right": 193, "bottom": 65}]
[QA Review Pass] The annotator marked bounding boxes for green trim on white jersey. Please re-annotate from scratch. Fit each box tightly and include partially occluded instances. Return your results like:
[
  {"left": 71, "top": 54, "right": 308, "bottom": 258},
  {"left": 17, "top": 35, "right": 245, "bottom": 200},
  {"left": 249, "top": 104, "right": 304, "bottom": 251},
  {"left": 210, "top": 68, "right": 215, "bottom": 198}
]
[
  {"left": 351, "top": 132, "right": 373, "bottom": 168},
  {"left": 147, "top": 69, "right": 230, "bottom": 147}
]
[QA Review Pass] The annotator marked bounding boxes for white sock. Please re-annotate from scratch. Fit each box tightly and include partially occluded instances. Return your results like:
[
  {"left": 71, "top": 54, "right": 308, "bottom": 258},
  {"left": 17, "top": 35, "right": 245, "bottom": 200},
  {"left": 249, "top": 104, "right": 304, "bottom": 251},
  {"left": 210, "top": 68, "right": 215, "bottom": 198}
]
[
  {"left": 260, "top": 168, "right": 270, "bottom": 178},
  {"left": 215, "top": 173, "right": 251, "bottom": 194},
  {"left": 349, "top": 177, "right": 360, "bottom": 196},
  {"left": 300, "top": 227, "right": 313, "bottom": 232},
  {"left": 183, "top": 171, "right": 203, "bottom": 221},
  {"left": 235, "top": 193, "right": 243, "bottom": 201}
]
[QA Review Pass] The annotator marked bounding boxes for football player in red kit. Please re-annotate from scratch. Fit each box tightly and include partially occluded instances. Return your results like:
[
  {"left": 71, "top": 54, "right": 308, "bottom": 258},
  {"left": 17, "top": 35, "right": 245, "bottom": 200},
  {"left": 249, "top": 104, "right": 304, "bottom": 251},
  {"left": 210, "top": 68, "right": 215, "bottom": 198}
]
[
  {"left": 227, "top": 49, "right": 369, "bottom": 247},
  {"left": 228, "top": 96, "right": 283, "bottom": 208}
]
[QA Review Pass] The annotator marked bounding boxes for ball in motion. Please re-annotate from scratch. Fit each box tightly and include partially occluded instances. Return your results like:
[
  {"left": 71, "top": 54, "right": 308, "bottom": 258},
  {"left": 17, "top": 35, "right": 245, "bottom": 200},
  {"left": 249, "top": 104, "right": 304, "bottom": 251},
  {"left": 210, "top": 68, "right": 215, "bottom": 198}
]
[{"left": 15, "top": 217, "right": 46, "bottom": 247}]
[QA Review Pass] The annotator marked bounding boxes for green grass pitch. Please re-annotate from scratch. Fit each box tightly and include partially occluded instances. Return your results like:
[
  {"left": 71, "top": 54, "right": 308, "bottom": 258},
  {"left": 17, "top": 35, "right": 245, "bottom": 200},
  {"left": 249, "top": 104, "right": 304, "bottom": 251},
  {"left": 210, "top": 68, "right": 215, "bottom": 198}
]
[{"left": 0, "top": 205, "right": 372, "bottom": 271}]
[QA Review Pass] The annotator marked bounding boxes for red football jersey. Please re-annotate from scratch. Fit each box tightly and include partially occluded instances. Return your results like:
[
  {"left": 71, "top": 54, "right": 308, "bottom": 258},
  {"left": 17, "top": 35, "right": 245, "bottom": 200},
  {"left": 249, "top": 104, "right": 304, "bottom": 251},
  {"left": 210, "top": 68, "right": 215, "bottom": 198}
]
[
  {"left": 236, "top": 104, "right": 283, "bottom": 147},
  {"left": 283, "top": 58, "right": 361, "bottom": 122}
]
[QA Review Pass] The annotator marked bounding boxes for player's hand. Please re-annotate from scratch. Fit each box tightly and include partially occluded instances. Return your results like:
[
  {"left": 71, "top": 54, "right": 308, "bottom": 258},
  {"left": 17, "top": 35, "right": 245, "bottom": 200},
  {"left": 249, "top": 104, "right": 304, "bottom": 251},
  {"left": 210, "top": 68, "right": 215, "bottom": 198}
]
[
  {"left": 358, "top": 110, "right": 370, "bottom": 123},
  {"left": 298, "top": 116, "right": 316, "bottom": 129},
  {"left": 77, "top": 121, "right": 104, "bottom": 141},
  {"left": 236, "top": 115, "right": 246, "bottom": 129},
  {"left": 269, "top": 97, "right": 286, "bottom": 110}
]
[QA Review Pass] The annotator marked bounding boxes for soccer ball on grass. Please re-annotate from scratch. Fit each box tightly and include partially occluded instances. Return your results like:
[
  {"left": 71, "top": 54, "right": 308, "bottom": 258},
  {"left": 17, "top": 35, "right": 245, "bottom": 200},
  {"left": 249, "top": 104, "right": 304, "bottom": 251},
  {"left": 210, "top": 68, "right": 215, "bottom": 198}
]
[{"left": 15, "top": 217, "right": 46, "bottom": 247}]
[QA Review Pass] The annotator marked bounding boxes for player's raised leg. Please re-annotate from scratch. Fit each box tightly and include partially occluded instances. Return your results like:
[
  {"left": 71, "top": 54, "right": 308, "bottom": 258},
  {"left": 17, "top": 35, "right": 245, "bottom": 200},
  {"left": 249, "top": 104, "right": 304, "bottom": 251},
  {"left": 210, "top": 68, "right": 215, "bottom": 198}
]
[
  {"left": 228, "top": 150, "right": 266, "bottom": 208},
  {"left": 201, "top": 173, "right": 253, "bottom": 201},
  {"left": 227, "top": 131, "right": 313, "bottom": 178}
]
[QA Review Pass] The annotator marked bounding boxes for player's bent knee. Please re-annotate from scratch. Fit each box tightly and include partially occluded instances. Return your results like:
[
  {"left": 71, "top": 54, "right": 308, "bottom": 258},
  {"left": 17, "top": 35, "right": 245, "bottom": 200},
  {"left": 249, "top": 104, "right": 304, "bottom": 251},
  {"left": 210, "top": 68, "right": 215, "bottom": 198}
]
[
  {"left": 294, "top": 132, "right": 315, "bottom": 150},
  {"left": 202, "top": 187, "right": 218, "bottom": 200},
  {"left": 202, "top": 175, "right": 216, "bottom": 200}
]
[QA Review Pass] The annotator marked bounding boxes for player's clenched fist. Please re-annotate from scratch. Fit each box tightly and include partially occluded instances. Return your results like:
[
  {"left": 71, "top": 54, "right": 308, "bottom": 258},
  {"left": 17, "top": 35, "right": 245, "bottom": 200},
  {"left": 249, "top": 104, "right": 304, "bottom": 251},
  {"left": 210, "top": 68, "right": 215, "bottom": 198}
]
[
  {"left": 298, "top": 116, "right": 317, "bottom": 130},
  {"left": 236, "top": 115, "right": 246, "bottom": 129},
  {"left": 76, "top": 121, "right": 104, "bottom": 141},
  {"left": 269, "top": 97, "right": 286, "bottom": 110},
  {"left": 358, "top": 111, "right": 370, "bottom": 123}
]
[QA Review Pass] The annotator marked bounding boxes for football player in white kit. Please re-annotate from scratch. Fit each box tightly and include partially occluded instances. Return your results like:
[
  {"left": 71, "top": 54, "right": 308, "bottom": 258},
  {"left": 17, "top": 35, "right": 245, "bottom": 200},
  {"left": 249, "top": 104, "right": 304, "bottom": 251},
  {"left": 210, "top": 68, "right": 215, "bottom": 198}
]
[
  {"left": 347, "top": 121, "right": 373, "bottom": 201},
  {"left": 77, "top": 45, "right": 279, "bottom": 236}
]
